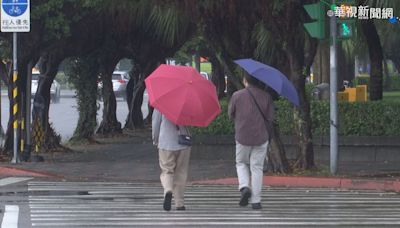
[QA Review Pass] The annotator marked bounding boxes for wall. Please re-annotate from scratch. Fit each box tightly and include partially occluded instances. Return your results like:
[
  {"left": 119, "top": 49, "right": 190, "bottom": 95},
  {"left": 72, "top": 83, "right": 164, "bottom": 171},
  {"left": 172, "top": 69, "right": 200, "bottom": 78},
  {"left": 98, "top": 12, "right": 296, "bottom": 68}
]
[{"left": 192, "top": 135, "right": 400, "bottom": 162}]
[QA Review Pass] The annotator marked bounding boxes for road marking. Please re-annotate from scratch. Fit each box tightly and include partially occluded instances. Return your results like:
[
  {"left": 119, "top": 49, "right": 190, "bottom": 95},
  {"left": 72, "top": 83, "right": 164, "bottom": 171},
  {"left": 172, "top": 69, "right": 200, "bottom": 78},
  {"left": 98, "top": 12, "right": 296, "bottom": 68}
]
[
  {"left": 0, "top": 177, "right": 32, "bottom": 187},
  {"left": 1, "top": 205, "right": 19, "bottom": 228},
  {"left": 28, "top": 181, "right": 400, "bottom": 227}
]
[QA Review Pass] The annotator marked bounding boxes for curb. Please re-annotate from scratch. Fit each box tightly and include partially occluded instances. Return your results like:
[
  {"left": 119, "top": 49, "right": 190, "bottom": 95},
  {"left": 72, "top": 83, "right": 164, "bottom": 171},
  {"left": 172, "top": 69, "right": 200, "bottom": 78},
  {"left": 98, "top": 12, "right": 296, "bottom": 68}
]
[
  {"left": 0, "top": 166, "right": 59, "bottom": 178},
  {"left": 193, "top": 176, "right": 400, "bottom": 192}
]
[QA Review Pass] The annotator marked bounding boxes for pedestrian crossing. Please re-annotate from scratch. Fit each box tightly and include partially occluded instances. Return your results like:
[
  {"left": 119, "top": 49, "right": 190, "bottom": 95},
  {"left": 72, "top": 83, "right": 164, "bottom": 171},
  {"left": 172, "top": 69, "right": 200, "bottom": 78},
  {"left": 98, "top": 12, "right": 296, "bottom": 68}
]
[{"left": 28, "top": 181, "right": 400, "bottom": 227}]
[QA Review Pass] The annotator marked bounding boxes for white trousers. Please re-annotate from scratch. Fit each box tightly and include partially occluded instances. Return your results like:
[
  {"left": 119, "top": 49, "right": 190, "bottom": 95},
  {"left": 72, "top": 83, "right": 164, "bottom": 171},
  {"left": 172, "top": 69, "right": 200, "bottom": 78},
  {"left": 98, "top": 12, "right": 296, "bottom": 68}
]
[
  {"left": 235, "top": 141, "right": 268, "bottom": 204},
  {"left": 159, "top": 148, "right": 191, "bottom": 207}
]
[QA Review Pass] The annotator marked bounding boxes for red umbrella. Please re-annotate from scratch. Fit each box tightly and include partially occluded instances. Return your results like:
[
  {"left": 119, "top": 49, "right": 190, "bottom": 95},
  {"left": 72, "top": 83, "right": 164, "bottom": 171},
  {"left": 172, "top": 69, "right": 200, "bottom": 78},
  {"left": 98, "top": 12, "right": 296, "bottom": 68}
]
[{"left": 145, "top": 64, "right": 221, "bottom": 127}]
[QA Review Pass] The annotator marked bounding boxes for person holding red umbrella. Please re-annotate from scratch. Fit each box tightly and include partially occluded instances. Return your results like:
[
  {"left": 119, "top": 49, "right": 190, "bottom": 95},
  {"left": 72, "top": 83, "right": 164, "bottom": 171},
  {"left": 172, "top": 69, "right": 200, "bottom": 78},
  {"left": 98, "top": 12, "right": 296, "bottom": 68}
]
[
  {"left": 228, "top": 73, "right": 274, "bottom": 210},
  {"left": 152, "top": 108, "right": 191, "bottom": 211},
  {"left": 146, "top": 64, "right": 221, "bottom": 211}
]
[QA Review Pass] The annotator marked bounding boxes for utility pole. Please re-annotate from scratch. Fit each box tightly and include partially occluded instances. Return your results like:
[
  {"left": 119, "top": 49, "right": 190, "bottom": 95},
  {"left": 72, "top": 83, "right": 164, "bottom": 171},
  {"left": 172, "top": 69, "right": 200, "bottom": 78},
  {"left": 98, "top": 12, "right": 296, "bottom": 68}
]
[
  {"left": 11, "top": 32, "right": 19, "bottom": 164},
  {"left": 329, "top": 0, "right": 338, "bottom": 174},
  {"left": 1, "top": 0, "right": 31, "bottom": 163}
]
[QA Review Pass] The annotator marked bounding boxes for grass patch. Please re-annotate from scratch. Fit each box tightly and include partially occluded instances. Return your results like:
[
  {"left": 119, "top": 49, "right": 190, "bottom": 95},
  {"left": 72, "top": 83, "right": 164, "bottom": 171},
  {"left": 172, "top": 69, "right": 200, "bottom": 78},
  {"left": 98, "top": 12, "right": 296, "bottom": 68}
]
[
  {"left": 192, "top": 61, "right": 212, "bottom": 74},
  {"left": 200, "top": 62, "right": 212, "bottom": 74},
  {"left": 383, "top": 91, "right": 400, "bottom": 102}
]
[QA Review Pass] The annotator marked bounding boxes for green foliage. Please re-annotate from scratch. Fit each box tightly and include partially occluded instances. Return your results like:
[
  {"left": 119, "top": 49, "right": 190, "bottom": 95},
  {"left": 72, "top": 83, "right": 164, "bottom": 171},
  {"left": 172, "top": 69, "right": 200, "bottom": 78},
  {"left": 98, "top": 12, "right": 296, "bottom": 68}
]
[
  {"left": 31, "top": 0, "right": 104, "bottom": 40},
  {"left": 148, "top": 3, "right": 191, "bottom": 46},
  {"left": 289, "top": 100, "right": 400, "bottom": 136},
  {"left": 194, "top": 98, "right": 400, "bottom": 136},
  {"left": 274, "top": 99, "right": 295, "bottom": 135},
  {"left": 252, "top": 22, "right": 276, "bottom": 61},
  {"left": 309, "top": 101, "right": 329, "bottom": 136},
  {"left": 340, "top": 101, "right": 400, "bottom": 136},
  {"left": 192, "top": 98, "right": 234, "bottom": 135},
  {"left": 0, "top": 39, "right": 11, "bottom": 60},
  {"left": 384, "top": 75, "right": 400, "bottom": 91},
  {"left": 64, "top": 56, "right": 99, "bottom": 140},
  {"left": 305, "top": 83, "right": 317, "bottom": 101},
  {"left": 55, "top": 72, "right": 74, "bottom": 89},
  {"left": 174, "top": 36, "right": 211, "bottom": 65}
]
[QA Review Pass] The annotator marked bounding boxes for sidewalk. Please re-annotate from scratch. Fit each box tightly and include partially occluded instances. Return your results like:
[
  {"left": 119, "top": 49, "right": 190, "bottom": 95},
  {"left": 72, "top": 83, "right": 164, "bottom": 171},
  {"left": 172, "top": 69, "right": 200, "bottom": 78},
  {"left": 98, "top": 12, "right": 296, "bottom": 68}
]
[{"left": 1, "top": 133, "right": 400, "bottom": 192}]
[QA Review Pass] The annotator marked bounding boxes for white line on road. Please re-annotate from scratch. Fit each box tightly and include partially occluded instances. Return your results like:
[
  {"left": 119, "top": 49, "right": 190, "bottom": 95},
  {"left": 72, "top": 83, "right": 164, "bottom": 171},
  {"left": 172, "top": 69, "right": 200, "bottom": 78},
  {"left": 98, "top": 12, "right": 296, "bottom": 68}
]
[
  {"left": 0, "top": 177, "right": 32, "bottom": 187},
  {"left": 28, "top": 181, "right": 400, "bottom": 227},
  {"left": 1, "top": 205, "right": 19, "bottom": 228}
]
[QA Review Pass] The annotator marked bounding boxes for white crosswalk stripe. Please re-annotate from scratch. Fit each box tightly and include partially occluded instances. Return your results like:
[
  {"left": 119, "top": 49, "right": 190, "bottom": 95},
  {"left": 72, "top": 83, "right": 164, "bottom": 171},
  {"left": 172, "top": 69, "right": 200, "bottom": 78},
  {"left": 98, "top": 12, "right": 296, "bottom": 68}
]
[{"left": 28, "top": 181, "right": 400, "bottom": 227}]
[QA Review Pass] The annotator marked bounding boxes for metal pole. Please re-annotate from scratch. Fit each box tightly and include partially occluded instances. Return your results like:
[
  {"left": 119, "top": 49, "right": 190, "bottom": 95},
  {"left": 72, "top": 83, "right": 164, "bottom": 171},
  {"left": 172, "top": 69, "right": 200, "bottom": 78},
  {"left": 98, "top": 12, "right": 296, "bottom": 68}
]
[
  {"left": 330, "top": 1, "right": 338, "bottom": 174},
  {"left": 11, "top": 32, "right": 19, "bottom": 164}
]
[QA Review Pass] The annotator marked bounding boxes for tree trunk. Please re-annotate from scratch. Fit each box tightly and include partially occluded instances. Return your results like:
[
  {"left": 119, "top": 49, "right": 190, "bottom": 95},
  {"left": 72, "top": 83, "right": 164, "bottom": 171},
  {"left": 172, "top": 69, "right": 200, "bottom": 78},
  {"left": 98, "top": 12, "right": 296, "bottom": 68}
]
[
  {"left": 286, "top": 1, "right": 317, "bottom": 170},
  {"left": 266, "top": 123, "right": 291, "bottom": 173},
  {"left": 125, "top": 62, "right": 157, "bottom": 130},
  {"left": 290, "top": 54, "right": 315, "bottom": 169},
  {"left": 210, "top": 55, "right": 226, "bottom": 98},
  {"left": 69, "top": 57, "right": 99, "bottom": 142},
  {"left": 361, "top": 19, "right": 383, "bottom": 100},
  {"left": 125, "top": 65, "right": 144, "bottom": 130},
  {"left": 194, "top": 54, "right": 201, "bottom": 72},
  {"left": 126, "top": 61, "right": 140, "bottom": 117},
  {"left": 96, "top": 55, "right": 122, "bottom": 135},
  {"left": 2, "top": 58, "right": 30, "bottom": 154},
  {"left": 0, "top": 61, "right": 9, "bottom": 151},
  {"left": 32, "top": 56, "right": 62, "bottom": 152},
  {"left": 337, "top": 45, "right": 348, "bottom": 89},
  {"left": 0, "top": 61, "right": 11, "bottom": 86},
  {"left": 383, "top": 59, "right": 391, "bottom": 91},
  {"left": 2, "top": 74, "right": 14, "bottom": 155},
  {"left": 144, "top": 105, "right": 154, "bottom": 125},
  {"left": 262, "top": 50, "right": 292, "bottom": 173},
  {"left": 313, "top": 41, "right": 330, "bottom": 84},
  {"left": 130, "top": 82, "right": 146, "bottom": 129},
  {"left": 321, "top": 41, "right": 330, "bottom": 84}
]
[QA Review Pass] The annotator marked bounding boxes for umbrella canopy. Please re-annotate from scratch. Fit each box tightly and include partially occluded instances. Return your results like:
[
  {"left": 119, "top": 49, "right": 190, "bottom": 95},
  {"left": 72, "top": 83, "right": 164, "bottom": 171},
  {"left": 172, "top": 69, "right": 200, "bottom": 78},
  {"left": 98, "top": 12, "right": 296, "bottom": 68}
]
[
  {"left": 234, "top": 58, "right": 300, "bottom": 106},
  {"left": 145, "top": 64, "right": 221, "bottom": 127}
]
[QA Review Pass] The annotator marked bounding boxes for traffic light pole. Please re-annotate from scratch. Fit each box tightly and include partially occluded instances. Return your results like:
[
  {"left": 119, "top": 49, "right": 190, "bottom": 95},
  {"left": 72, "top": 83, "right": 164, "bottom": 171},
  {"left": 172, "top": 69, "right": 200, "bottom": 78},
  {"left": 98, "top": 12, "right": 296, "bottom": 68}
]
[{"left": 330, "top": 1, "right": 338, "bottom": 174}]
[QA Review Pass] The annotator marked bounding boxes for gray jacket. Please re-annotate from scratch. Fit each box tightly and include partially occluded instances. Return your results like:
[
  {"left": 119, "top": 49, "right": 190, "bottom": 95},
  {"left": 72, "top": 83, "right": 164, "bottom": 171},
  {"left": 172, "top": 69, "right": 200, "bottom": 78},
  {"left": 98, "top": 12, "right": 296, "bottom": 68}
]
[{"left": 152, "top": 109, "right": 190, "bottom": 151}]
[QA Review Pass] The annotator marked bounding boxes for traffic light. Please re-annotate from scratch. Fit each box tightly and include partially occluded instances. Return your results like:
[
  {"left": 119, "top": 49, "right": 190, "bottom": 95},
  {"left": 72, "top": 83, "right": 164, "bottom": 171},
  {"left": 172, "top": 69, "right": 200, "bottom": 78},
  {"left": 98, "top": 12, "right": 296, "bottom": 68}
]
[
  {"left": 334, "top": 0, "right": 356, "bottom": 39},
  {"left": 303, "top": 2, "right": 327, "bottom": 39},
  {"left": 337, "top": 20, "right": 354, "bottom": 38}
]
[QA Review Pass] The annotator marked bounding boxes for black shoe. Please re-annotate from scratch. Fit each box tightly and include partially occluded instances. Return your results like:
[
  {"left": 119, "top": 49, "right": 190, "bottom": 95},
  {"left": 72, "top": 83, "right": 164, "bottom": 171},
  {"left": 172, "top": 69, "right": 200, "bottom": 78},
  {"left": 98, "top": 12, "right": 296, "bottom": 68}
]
[
  {"left": 239, "top": 187, "right": 251, "bottom": 206},
  {"left": 163, "top": 192, "right": 172, "bottom": 211},
  {"left": 176, "top": 206, "right": 186, "bottom": 211},
  {"left": 252, "top": 203, "right": 262, "bottom": 210}
]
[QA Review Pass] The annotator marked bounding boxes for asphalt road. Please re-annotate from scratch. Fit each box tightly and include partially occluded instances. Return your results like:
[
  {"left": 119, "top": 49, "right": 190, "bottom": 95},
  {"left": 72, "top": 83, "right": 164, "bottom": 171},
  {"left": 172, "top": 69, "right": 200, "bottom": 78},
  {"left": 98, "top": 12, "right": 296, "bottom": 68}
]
[{"left": 0, "top": 90, "right": 149, "bottom": 142}]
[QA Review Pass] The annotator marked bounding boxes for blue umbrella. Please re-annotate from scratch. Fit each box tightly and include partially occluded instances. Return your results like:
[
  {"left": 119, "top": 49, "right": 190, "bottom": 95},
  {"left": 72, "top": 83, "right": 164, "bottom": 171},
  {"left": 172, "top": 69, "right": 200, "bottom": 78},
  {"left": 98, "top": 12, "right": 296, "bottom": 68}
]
[{"left": 234, "top": 58, "right": 300, "bottom": 106}]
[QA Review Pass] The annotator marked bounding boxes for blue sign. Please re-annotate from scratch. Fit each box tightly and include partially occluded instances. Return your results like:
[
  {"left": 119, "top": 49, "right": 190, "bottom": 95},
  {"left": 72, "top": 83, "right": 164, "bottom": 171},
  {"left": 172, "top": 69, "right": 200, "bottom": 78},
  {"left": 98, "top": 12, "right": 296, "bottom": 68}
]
[
  {"left": 2, "top": 0, "right": 28, "bottom": 17},
  {"left": 389, "top": 17, "right": 398, "bottom": 24}
]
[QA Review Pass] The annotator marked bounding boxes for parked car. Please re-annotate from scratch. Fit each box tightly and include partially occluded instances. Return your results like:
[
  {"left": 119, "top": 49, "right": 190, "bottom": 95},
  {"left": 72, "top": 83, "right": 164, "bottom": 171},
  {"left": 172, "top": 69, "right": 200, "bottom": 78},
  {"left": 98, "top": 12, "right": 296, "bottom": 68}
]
[
  {"left": 31, "top": 71, "right": 61, "bottom": 103},
  {"left": 98, "top": 71, "right": 130, "bottom": 100}
]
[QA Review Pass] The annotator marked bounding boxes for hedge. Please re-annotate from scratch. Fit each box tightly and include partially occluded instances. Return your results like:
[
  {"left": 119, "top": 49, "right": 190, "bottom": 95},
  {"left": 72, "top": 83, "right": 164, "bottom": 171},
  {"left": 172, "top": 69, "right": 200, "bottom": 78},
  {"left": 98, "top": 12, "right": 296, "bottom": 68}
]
[{"left": 193, "top": 99, "right": 400, "bottom": 136}]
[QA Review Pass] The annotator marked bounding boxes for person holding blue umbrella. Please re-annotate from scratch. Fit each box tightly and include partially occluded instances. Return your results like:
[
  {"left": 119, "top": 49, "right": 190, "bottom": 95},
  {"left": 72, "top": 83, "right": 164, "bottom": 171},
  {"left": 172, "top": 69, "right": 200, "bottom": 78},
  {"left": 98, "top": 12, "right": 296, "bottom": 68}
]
[{"left": 228, "top": 73, "right": 274, "bottom": 210}]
